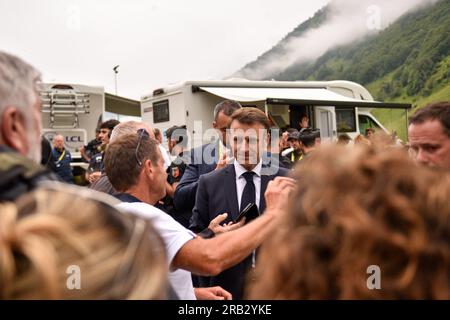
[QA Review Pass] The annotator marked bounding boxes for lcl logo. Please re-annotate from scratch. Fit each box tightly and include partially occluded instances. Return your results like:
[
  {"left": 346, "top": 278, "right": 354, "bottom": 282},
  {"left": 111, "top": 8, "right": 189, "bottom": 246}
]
[
  {"left": 44, "top": 133, "right": 83, "bottom": 143},
  {"left": 66, "top": 136, "right": 83, "bottom": 142}
]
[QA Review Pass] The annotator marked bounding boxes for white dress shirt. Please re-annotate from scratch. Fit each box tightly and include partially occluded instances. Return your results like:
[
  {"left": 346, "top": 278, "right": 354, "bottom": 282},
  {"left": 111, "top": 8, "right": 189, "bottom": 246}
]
[{"left": 233, "top": 159, "right": 262, "bottom": 210}]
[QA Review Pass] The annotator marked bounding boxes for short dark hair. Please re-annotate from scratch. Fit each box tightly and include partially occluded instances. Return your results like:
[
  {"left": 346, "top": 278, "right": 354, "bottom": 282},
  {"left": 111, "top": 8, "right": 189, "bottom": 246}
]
[
  {"left": 213, "top": 100, "right": 242, "bottom": 120},
  {"left": 409, "top": 102, "right": 450, "bottom": 137},
  {"left": 230, "top": 107, "right": 271, "bottom": 130},
  {"left": 166, "top": 125, "right": 188, "bottom": 148},
  {"left": 298, "top": 129, "right": 319, "bottom": 147},
  {"left": 104, "top": 133, "right": 160, "bottom": 191},
  {"left": 100, "top": 119, "right": 120, "bottom": 131}
]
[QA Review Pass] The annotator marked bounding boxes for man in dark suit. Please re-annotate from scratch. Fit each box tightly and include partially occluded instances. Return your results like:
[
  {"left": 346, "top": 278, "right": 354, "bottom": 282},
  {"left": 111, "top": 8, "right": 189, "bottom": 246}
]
[
  {"left": 190, "top": 107, "right": 290, "bottom": 299},
  {"left": 173, "top": 100, "right": 242, "bottom": 213},
  {"left": 173, "top": 99, "right": 242, "bottom": 288}
]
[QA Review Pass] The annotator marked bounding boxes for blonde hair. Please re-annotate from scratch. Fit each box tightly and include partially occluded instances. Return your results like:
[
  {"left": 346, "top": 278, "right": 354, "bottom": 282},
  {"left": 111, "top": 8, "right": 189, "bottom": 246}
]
[{"left": 0, "top": 187, "right": 167, "bottom": 299}]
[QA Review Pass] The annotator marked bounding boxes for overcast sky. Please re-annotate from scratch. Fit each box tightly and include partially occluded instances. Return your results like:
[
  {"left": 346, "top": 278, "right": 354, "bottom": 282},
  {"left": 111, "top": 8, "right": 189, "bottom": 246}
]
[{"left": 0, "top": 0, "right": 329, "bottom": 99}]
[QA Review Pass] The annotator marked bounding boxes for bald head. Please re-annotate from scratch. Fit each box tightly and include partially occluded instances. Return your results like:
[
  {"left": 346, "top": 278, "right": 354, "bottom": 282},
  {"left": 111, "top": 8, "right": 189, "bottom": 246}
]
[
  {"left": 110, "top": 121, "right": 155, "bottom": 143},
  {"left": 53, "top": 134, "right": 65, "bottom": 151}
]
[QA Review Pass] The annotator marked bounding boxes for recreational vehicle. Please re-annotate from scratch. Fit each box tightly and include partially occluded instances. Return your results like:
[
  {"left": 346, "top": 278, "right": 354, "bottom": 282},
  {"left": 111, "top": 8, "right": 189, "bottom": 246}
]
[
  {"left": 141, "top": 79, "right": 411, "bottom": 147},
  {"left": 38, "top": 83, "right": 141, "bottom": 160}
]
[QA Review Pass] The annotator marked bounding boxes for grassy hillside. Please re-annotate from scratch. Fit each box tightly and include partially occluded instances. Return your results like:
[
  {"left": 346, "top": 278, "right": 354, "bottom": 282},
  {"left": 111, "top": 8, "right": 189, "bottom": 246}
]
[{"left": 238, "top": 0, "right": 450, "bottom": 140}]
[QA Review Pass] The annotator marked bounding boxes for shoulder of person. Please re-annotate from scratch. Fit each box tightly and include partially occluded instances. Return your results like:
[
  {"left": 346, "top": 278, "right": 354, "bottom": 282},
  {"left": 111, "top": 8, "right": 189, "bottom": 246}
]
[
  {"left": 201, "top": 163, "right": 233, "bottom": 181},
  {"left": 116, "top": 201, "right": 165, "bottom": 220}
]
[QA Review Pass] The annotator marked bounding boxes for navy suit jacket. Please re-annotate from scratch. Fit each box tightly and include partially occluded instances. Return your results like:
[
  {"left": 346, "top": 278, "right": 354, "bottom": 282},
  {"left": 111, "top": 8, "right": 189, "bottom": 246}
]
[
  {"left": 173, "top": 143, "right": 220, "bottom": 212},
  {"left": 189, "top": 163, "right": 290, "bottom": 299}
]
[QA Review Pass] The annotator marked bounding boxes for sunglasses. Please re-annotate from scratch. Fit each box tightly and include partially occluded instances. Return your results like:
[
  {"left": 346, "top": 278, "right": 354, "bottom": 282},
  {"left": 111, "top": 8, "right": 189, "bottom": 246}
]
[{"left": 135, "top": 128, "right": 150, "bottom": 166}]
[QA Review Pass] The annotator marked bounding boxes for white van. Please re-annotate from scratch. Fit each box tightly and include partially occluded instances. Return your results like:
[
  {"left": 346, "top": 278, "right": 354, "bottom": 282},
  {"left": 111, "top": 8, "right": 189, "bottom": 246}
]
[{"left": 141, "top": 79, "right": 411, "bottom": 147}]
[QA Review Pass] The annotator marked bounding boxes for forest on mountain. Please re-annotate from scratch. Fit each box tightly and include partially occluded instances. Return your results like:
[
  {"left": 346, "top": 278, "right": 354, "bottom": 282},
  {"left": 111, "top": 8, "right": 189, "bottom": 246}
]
[{"left": 238, "top": 0, "right": 450, "bottom": 139}]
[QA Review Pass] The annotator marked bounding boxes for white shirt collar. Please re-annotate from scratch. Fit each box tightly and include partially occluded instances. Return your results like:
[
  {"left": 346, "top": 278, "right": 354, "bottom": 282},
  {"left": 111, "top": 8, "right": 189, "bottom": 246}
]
[{"left": 234, "top": 159, "right": 262, "bottom": 178}]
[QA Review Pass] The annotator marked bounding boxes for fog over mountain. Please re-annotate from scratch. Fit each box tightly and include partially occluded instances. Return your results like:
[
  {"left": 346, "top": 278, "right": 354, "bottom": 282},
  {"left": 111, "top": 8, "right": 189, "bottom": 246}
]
[{"left": 234, "top": 0, "right": 438, "bottom": 80}]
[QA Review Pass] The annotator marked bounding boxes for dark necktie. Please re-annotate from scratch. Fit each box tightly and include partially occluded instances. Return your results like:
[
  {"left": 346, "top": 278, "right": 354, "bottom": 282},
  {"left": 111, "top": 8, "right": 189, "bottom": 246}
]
[{"left": 240, "top": 171, "right": 256, "bottom": 212}]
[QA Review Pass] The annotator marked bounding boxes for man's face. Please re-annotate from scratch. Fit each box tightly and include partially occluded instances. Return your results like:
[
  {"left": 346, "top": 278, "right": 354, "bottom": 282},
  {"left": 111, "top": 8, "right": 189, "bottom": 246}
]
[
  {"left": 408, "top": 120, "right": 450, "bottom": 169},
  {"left": 290, "top": 139, "right": 301, "bottom": 152},
  {"left": 98, "top": 128, "right": 111, "bottom": 145},
  {"left": 53, "top": 136, "right": 65, "bottom": 150},
  {"left": 230, "top": 120, "right": 267, "bottom": 170},
  {"left": 152, "top": 149, "right": 168, "bottom": 199},
  {"left": 213, "top": 111, "right": 231, "bottom": 145}
]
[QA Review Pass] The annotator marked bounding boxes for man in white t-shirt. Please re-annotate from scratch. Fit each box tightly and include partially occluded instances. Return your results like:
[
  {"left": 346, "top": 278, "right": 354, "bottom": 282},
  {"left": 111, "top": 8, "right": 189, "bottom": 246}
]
[
  {"left": 104, "top": 124, "right": 296, "bottom": 300},
  {"left": 116, "top": 195, "right": 199, "bottom": 299}
]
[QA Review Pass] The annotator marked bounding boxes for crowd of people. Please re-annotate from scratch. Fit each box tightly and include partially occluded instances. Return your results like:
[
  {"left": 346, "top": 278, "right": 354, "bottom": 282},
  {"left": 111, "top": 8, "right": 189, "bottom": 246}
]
[{"left": 0, "top": 50, "right": 449, "bottom": 300}]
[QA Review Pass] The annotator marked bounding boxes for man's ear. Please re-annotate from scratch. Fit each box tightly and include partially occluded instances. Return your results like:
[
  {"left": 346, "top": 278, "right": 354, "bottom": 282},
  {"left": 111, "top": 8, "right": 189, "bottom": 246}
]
[
  {"left": 142, "top": 158, "right": 155, "bottom": 180},
  {"left": 212, "top": 121, "right": 217, "bottom": 129},
  {"left": 0, "top": 106, "right": 28, "bottom": 155}
]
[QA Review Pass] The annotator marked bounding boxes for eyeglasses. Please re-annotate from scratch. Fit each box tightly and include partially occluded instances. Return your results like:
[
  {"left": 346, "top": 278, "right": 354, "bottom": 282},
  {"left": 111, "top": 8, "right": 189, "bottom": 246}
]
[{"left": 135, "top": 128, "right": 150, "bottom": 166}]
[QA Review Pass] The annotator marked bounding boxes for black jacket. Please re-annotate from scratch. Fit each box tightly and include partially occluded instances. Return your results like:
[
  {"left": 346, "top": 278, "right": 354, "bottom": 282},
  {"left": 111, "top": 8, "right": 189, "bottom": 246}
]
[{"left": 189, "top": 163, "right": 290, "bottom": 299}]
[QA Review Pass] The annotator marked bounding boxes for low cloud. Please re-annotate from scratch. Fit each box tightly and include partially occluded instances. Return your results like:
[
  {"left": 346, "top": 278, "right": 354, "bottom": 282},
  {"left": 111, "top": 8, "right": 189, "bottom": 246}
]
[{"left": 234, "top": 0, "right": 438, "bottom": 80}]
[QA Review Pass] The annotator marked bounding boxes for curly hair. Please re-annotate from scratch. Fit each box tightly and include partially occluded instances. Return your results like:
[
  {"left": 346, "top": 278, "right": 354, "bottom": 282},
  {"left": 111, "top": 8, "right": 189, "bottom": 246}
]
[{"left": 247, "top": 144, "right": 450, "bottom": 299}]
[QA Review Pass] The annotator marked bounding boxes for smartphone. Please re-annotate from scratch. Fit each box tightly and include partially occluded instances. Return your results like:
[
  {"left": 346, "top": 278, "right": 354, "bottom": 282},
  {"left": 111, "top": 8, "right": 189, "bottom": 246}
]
[{"left": 234, "top": 203, "right": 259, "bottom": 224}]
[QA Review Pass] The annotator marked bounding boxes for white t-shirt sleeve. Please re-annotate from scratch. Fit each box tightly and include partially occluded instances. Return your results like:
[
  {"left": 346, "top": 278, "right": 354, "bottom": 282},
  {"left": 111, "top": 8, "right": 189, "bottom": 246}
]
[{"left": 115, "top": 202, "right": 196, "bottom": 268}]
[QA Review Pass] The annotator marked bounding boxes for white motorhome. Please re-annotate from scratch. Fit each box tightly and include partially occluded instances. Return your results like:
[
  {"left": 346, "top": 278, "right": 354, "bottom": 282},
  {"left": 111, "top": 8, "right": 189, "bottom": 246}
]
[
  {"left": 141, "top": 79, "right": 411, "bottom": 147},
  {"left": 39, "top": 83, "right": 141, "bottom": 160}
]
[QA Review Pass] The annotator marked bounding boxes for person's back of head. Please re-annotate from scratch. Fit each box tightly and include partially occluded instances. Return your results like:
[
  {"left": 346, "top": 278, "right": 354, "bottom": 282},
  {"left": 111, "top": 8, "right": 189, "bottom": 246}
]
[
  {"left": 110, "top": 121, "right": 155, "bottom": 143},
  {"left": 298, "top": 128, "right": 318, "bottom": 148},
  {"left": 0, "top": 186, "right": 167, "bottom": 299},
  {"left": 153, "top": 128, "right": 162, "bottom": 144},
  {"left": 0, "top": 51, "right": 42, "bottom": 162},
  {"left": 248, "top": 144, "right": 450, "bottom": 299},
  {"left": 104, "top": 132, "right": 162, "bottom": 194},
  {"left": 337, "top": 134, "right": 351, "bottom": 145}
]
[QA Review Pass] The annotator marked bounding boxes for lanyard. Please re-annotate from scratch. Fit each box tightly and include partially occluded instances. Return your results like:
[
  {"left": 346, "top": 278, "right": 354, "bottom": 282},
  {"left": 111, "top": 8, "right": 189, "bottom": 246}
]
[
  {"left": 291, "top": 151, "right": 302, "bottom": 162},
  {"left": 56, "top": 149, "right": 66, "bottom": 163}
]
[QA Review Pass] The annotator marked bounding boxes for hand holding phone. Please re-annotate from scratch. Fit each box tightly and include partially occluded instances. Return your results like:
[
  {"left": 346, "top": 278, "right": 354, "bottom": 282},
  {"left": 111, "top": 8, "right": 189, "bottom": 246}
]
[{"left": 234, "top": 203, "right": 259, "bottom": 224}]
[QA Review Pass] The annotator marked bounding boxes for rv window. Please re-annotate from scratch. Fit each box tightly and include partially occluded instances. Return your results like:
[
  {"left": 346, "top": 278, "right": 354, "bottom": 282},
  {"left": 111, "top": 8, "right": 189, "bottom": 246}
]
[
  {"left": 336, "top": 108, "right": 356, "bottom": 133},
  {"left": 358, "top": 114, "right": 380, "bottom": 135},
  {"left": 153, "top": 100, "right": 169, "bottom": 123}
]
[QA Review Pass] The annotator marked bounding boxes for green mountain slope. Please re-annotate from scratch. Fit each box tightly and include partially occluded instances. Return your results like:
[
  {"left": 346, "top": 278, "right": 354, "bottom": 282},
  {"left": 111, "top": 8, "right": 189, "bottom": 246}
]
[{"left": 238, "top": 0, "right": 450, "bottom": 140}]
